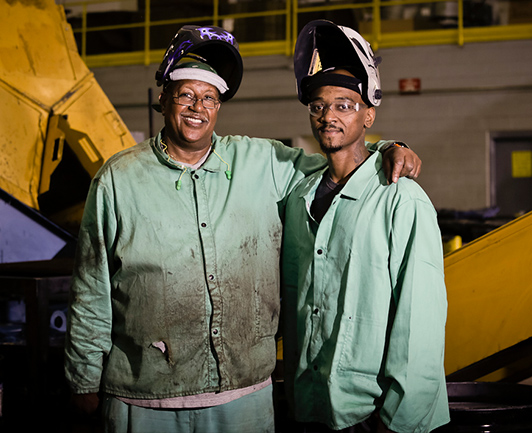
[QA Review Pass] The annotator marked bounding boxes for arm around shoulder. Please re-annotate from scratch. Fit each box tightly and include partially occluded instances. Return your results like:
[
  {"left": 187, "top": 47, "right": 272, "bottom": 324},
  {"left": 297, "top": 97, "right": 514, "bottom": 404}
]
[{"left": 374, "top": 141, "right": 422, "bottom": 184}]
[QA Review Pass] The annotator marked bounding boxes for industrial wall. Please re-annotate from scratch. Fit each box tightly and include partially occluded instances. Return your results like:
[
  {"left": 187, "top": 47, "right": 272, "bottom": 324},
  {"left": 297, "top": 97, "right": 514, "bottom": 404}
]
[{"left": 92, "top": 39, "right": 532, "bottom": 211}]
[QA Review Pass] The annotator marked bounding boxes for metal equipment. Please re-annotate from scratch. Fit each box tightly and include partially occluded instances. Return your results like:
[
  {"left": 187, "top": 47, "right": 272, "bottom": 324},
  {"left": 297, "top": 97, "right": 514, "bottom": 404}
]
[
  {"left": 0, "top": 0, "right": 136, "bottom": 240},
  {"left": 444, "top": 211, "right": 532, "bottom": 382}
]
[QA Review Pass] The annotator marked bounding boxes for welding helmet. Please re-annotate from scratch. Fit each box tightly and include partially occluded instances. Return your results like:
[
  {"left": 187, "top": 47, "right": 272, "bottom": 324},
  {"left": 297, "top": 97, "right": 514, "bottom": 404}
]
[
  {"left": 294, "top": 20, "right": 382, "bottom": 106},
  {"left": 155, "top": 25, "right": 243, "bottom": 102}
]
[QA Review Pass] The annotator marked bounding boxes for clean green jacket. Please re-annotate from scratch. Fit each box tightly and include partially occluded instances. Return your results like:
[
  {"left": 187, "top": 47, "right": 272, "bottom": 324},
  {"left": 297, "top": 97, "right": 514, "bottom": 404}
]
[
  {"left": 64, "top": 131, "right": 326, "bottom": 398},
  {"left": 281, "top": 151, "right": 449, "bottom": 432}
]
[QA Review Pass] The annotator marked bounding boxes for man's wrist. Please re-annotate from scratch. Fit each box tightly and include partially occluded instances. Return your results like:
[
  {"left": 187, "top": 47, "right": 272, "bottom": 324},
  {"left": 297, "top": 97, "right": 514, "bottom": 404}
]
[{"left": 382, "top": 141, "right": 410, "bottom": 152}]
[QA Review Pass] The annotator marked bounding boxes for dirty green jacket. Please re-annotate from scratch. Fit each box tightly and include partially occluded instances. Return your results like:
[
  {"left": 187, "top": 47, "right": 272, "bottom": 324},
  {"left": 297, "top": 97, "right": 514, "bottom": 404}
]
[
  {"left": 64, "top": 131, "right": 328, "bottom": 398},
  {"left": 281, "top": 152, "right": 449, "bottom": 432}
]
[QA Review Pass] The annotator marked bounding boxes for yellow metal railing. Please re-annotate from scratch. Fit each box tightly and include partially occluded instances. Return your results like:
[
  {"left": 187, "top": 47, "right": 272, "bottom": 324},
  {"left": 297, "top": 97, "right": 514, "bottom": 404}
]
[{"left": 61, "top": 0, "right": 532, "bottom": 68}]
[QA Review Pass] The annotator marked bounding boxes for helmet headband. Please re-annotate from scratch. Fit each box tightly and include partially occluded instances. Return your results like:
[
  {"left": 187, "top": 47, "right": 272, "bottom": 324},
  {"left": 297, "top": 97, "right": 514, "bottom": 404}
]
[
  {"left": 301, "top": 70, "right": 362, "bottom": 104},
  {"left": 168, "top": 62, "right": 229, "bottom": 95}
]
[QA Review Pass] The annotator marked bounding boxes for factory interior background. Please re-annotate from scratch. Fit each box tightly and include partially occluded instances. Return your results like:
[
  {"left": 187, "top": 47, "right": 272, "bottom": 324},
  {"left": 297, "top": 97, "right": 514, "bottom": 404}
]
[{"left": 1, "top": 0, "right": 532, "bottom": 431}]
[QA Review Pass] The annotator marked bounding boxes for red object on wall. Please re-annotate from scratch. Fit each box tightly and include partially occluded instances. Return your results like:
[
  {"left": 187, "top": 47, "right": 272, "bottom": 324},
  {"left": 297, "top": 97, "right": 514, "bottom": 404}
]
[{"left": 399, "top": 78, "right": 421, "bottom": 94}]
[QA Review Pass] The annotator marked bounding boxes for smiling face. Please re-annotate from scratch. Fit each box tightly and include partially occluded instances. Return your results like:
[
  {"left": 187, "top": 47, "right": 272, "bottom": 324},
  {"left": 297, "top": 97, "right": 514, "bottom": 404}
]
[
  {"left": 159, "top": 79, "right": 221, "bottom": 152},
  {"left": 309, "top": 77, "right": 375, "bottom": 155}
]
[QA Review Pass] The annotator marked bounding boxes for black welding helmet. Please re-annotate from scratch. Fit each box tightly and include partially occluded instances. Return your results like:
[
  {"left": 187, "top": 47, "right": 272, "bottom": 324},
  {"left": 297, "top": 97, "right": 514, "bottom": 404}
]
[
  {"left": 155, "top": 25, "right": 243, "bottom": 102},
  {"left": 294, "top": 20, "right": 382, "bottom": 106}
]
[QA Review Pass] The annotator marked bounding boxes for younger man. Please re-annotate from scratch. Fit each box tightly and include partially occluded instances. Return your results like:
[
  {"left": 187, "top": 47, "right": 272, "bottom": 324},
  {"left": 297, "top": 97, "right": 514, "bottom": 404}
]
[{"left": 281, "top": 21, "right": 449, "bottom": 433}]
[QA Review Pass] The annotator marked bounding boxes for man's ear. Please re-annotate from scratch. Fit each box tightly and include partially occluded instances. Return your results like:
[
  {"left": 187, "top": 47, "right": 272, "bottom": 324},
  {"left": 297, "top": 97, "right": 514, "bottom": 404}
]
[{"left": 364, "top": 107, "right": 376, "bottom": 129}]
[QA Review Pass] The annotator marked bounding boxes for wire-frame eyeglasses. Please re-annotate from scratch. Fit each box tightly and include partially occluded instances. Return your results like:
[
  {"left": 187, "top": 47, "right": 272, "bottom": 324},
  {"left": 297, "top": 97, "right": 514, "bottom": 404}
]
[{"left": 173, "top": 93, "right": 221, "bottom": 110}]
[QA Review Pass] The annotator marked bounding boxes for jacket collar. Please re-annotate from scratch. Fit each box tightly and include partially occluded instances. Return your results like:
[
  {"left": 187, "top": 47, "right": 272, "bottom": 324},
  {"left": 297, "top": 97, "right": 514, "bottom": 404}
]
[
  {"left": 339, "top": 151, "right": 381, "bottom": 200},
  {"left": 298, "top": 150, "right": 381, "bottom": 200}
]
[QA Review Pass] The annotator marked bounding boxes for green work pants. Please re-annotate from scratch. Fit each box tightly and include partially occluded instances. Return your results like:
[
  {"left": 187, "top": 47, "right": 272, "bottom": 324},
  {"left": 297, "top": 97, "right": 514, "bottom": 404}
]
[{"left": 102, "top": 385, "right": 274, "bottom": 433}]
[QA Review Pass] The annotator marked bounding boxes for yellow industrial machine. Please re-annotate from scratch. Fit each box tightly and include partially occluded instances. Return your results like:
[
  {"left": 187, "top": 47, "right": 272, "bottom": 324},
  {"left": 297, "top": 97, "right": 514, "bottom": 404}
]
[
  {"left": 0, "top": 0, "right": 136, "bottom": 234},
  {"left": 444, "top": 211, "right": 532, "bottom": 382}
]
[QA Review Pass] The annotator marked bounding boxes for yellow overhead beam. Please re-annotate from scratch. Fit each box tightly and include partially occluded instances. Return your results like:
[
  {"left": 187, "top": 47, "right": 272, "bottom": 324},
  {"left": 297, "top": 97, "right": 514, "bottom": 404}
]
[{"left": 63, "top": 0, "right": 532, "bottom": 66}]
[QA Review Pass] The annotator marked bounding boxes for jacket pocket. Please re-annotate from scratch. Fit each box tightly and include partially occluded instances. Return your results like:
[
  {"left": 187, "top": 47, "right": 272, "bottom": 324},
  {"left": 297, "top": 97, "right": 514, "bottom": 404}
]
[{"left": 335, "top": 313, "right": 387, "bottom": 377}]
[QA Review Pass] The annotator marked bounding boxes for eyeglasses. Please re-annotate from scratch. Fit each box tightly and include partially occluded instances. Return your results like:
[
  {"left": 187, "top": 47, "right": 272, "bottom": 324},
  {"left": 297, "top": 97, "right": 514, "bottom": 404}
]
[
  {"left": 173, "top": 93, "right": 221, "bottom": 110},
  {"left": 308, "top": 100, "right": 368, "bottom": 117}
]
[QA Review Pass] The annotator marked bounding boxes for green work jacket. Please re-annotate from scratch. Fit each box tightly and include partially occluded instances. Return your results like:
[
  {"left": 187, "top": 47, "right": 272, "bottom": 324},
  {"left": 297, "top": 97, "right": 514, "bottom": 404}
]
[
  {"left": 64, "top": 131, "right": 327, "bottom": 398},
  {"left": 281, "top": 151, "right": 449, "bottom": 432}
]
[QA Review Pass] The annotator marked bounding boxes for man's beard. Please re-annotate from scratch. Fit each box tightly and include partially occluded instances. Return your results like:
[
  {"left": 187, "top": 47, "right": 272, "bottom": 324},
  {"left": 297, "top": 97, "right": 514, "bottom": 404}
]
[{"left": 319, "top": 141, "right": 343, "bottom": 154}]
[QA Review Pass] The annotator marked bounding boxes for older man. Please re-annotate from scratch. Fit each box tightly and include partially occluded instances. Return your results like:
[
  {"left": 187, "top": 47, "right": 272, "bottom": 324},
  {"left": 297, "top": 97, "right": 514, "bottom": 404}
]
[{"left": 65, "top": 25, "right": 421, "bottom": 433}]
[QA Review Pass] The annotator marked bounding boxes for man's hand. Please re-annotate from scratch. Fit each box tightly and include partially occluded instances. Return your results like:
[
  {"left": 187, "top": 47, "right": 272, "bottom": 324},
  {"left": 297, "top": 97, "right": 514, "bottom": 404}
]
[
  {"left": 71, "top": 392, "right": 100, "bottom": 416},
  {"left": 382, "top": 145, "right": 422, "bottom": 184}
]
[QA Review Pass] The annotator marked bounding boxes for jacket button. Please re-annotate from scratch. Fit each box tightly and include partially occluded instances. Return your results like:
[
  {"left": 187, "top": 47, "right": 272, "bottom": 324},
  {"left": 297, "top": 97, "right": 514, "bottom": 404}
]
[
  {"left": 212, "top": 329, "right": 219, "bottom": 335},
  {"left": 317, "top": 249, "right": 323, "bottom": 255},
  {"left": 194, "top": 174, "right": 199, "bottom": 179},
  {"left": 208, "top": 275, "right": 215, "bottom": 281},
  {"left": 201, "top": 223, "right": 207, "bottom": 228}
]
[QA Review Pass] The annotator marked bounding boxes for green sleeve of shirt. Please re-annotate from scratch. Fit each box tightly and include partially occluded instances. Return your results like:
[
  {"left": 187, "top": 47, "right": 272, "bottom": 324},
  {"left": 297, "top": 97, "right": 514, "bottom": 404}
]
[
  {"left": 268, "top": 140, "right": 326, "bottom": 201},
  {"left": 271, "top": 140, "right": 393, "bottom": 205},
  {"left": 266, "top": 138, "right": 401, "bottom": 202},
  {"left": 381, "top": 197, "right": 449, "bottom": 433},
  {"left": 368, "top": 139, "right": 400, "bottom": 152},
  {"left": 64, "top": 172, "right": 116, "bottom": 394}
]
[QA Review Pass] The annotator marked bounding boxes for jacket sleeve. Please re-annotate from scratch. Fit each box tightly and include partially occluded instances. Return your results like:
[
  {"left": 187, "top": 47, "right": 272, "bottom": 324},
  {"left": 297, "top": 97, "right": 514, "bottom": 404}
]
[
  {"left": 368, "top": 139, "right": 402, "bottom": 152},
  {"left": 380, "top": 191, "right": 450, "bottom": 433},
  {"left": 269, "top": 140, "right": 400, "bottom": 201},
  {"left": 64, "top": 172, "right": 116, "bottom": 394},
  {"left": 268, "top": 140, "right": 325, "bottom": 200}
]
